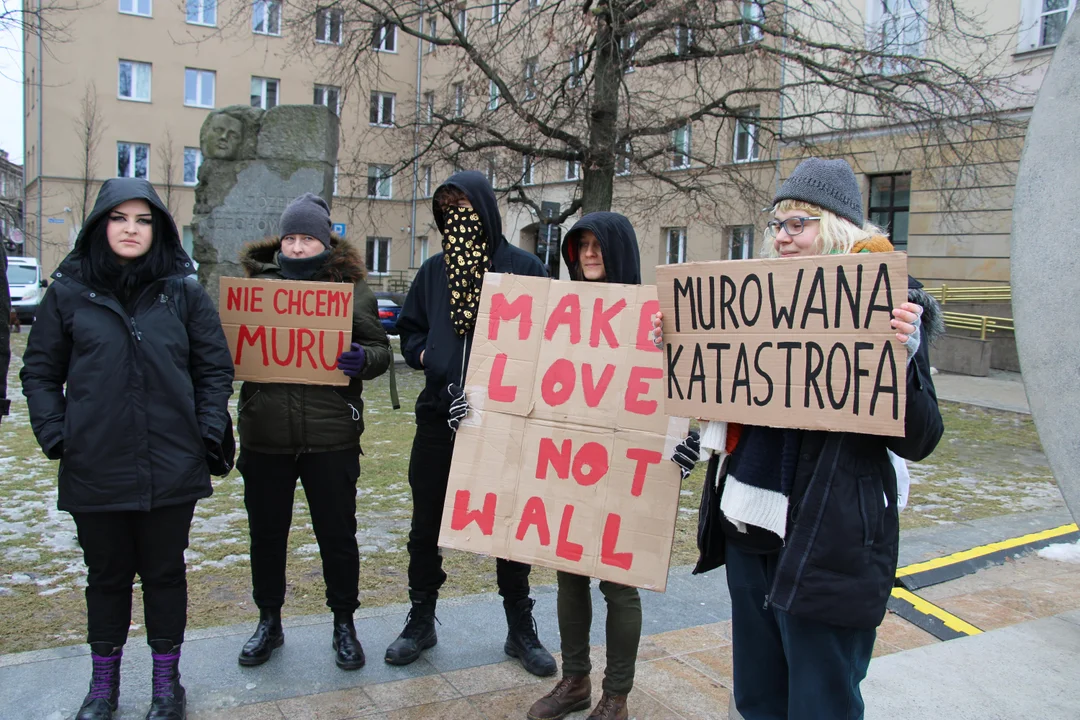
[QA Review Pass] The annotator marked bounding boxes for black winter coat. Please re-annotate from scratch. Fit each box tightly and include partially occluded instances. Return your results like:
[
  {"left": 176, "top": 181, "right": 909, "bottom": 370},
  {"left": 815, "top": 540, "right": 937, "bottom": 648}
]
[
  {"left": 397, "top": 171, "right": 547, "bottom": 422},
  {"left": 20, "top": 178, "right": 235, "bottom": 513}
]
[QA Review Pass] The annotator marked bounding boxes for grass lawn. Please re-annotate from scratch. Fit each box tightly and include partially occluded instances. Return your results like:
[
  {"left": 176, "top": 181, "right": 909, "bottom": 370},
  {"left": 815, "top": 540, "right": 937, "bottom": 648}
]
[{"left": 0, "top": 331, "right": 1065, "bottom": 654}]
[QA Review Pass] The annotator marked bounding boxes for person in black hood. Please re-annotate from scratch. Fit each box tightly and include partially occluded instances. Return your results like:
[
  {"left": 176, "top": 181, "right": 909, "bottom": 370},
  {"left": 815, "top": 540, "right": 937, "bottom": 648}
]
[
  {"left": 389, "top": 171, "right": 556, "bottom": 676},
  {"left": 20, "top": 178, "right": 235, "bottom": 720}
]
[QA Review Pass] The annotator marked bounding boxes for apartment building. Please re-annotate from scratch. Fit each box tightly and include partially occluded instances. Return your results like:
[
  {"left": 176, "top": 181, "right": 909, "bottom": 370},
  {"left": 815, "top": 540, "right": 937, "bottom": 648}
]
[
  {"left": 22, "top": 0, "right": 1074, "bottom": 288},
  {"left": 0, "top": 149, "right": 23, "bottom": 254}
]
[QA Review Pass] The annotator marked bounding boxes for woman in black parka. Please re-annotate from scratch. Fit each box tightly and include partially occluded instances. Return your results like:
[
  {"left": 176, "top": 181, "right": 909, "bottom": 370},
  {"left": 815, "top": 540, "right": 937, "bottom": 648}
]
[{"left": 21, "top": 178, "right": 234, "bottom": 720}]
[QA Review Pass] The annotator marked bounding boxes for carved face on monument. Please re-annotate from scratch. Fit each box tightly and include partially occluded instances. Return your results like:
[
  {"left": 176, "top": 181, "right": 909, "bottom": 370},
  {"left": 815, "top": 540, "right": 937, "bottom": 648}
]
[{"left": 204, "top": 114, "right": 244, "bottom": 159}]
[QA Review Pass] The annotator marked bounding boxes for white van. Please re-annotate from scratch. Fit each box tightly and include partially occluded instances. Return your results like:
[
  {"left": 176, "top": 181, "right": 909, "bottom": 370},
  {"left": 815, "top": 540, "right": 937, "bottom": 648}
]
[{"left": 7, "top": 256, "right": 45, "bottom": 323}]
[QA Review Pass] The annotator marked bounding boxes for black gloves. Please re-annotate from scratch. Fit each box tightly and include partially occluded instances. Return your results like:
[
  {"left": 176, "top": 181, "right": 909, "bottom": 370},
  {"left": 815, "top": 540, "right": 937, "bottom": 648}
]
[
  {"left": 672, "top": 430, "right": 701, "bottom": 480},
  {"left": 46, "top": 440, "right": 64, "bottom": 460},
  {"left": 446, "top": 383, "right": 471, "bottom": 432},
  {"left": 204, "top": 438, "right": 232, "bottom": 477}
]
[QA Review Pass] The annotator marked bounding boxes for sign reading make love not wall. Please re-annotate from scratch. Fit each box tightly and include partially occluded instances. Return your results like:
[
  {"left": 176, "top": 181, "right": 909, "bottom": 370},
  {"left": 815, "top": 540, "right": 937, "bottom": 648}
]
[
  {"left": 656, "top": 252, "right": 908, "bottom": 436},
  {"left": 438, "top": 274, "right": 690, "bottom": 591},
  {"left": 218, "top": 277, "right": 354, "bottom": 386}
]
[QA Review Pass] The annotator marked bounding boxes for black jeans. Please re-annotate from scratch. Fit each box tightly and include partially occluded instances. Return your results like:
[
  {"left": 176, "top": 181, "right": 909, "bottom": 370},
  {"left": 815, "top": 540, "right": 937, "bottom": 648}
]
[
  {"left": 407, "top": 420, "right": 531, "bottom": 603},
  {"left": 726, "top": 543, "right": 877, "bottom": 720},
  {"left": 71, "top": 501, "right": 197, "bottom": 647},
  {"left": 238, "top": 447, "right": 361, "bottom": 613}
]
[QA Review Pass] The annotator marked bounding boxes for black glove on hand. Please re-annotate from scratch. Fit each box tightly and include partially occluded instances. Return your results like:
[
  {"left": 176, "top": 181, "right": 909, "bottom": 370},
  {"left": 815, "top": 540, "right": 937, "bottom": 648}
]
[
  {"left": 446, "top": 383, "right": 470, "bottom": 432},
  {"left": 672, "top": 430, "right": 701, "bottom": 480},
  {"left": 205, "top": 437, "right": 233, "bottom": 477},
  {"left": 46, "top": 440, "right": 64, "bottom": 461}
]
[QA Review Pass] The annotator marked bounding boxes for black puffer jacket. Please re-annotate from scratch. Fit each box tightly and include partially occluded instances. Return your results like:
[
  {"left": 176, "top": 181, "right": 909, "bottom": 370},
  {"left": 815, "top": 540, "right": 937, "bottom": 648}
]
[
  {"left": 397, "top": 171, "right": 547, "bottom": 422},
  {"left": 236, "top": 236, "right": 391, "bottom": 453},
  {"left": 20, "top": 178, "right": 234, "bottom": 513}
]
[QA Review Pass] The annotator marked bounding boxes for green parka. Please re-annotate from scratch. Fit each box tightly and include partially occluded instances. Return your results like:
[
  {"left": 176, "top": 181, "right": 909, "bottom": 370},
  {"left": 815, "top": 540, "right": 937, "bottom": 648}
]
[{"left": 236, "top": 235, "right": 391, "bottom": 453}]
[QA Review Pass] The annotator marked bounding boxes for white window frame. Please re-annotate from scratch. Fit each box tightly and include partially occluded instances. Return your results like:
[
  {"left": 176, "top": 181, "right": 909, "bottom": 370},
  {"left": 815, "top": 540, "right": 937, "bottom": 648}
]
[
  {"left": 675, "top": 25, "right": 694, "bottom": 55},
  {"left": 485, "top": 156, "right": 497, "bottom": 185},
  {"left": 456, "top": 5, "right": 468, "bottom": 37},
  {"left": 422, "top": 165, "right": 433, "bottom": 197},
  {"left": 314, "top": 84, "right": 340, "bottom": 114},
  {"left": 183, "top": 147, "right": 203, "bottom": 185},
  {"left": 672, "top": 124, "right": 692, "bottom": 169},
  {"left": 620, "top": 31, "right": 637, "bottom": 72},
  {"left": 252, "top": 0, "right": 281, "bottom": 36},
  {"left": 317, "top": 7, "right": 343, "bottom": 44},
  {"left": 426, "top": 14, "right": 437, "bottom": 53},
  {"left": 866, "top": 0, "right": 928, "bottom": 71},
  {"left": 529, "top": 0, "right": 541, "bottom": 9},
  {"left": 569, "top": 45, "right": 584, "bottom": 88},
  {"left": 565, "top": 158, "right": 580, "bottom": 181},
  {"left": 524, "top": 57, "right": 539, "bottom": 100},
  {"left": 522, "top": 155, "right": 534, "bottom": 185},
  {"left": 186, "top": 0, "right": 216, "bottom": 26},
  {"left": 366, "top": 236, "right": 391, "bottom": 274},
  {"left": 491, "top": 0, "right": 502, "bottom": 24},
  {"left": 488, "top": 80, "right": 500, "bottom": 110},
  {"left": 616, "top": 140, "right": 631, "bottom": 176},
  {"left": 373, "top": 19, "right": 397, "bottom": 52},
  {"left": 1017, "top": 0, "right": 1076, "bottom": 52},
  {"left": 417, "top": 235, "right": 429, "bottom": 264},
  {"left": 453, "top": 82, "right": 465, "bottom": 117},
  {"left": 370, "top": 91, "right": 396, "bottom": 126},
  {"left": 733, "top": 110, "right": 759, "bottom": 163},
  {"left": 665, "top": 227, "right": 687, "bottom": 264},
  {"left": 740, "top": 0, "right": 764, "bottom": 44},
  {"left": 367, "top": 164, "right": 393, "bottom": 199},
  {"left": 185, "top": 68, "right": 215, "bottom": 108},
  {"left": 119, "top": 0, "right": 152, "bottom": 18},
  {"left": 729, "top": 225, "right": 754, "bottom": 259},
  {"left": 118, "top": 60, "right": 152, "bottom": 102},
  {"left": 250, "top": 77, "right": 280, "bottom": 109},
  {"left": 423, "top": 90, "right": 435, "bottom": 123},
  {"left": 117, "top": 141, "right": 150, "bottom": 179}
]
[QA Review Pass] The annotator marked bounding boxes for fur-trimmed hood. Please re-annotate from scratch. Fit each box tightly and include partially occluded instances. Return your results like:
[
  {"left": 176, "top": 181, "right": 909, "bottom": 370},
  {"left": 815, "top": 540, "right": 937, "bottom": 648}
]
[{"left": 240, "top": 234, "right": 367, "bottom": 283}]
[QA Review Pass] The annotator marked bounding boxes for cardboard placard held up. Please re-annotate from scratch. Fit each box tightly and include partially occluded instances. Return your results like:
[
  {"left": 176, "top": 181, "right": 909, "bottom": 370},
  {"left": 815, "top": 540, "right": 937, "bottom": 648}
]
[
  {"left": 438, "top": 273, "right": 689, "bottom": 592},
  {"left": 218, "top": 276, "right": 353, "bottom": 386},
  {"left": 656, "top": 253, "right": 908, "bottom": 436}
]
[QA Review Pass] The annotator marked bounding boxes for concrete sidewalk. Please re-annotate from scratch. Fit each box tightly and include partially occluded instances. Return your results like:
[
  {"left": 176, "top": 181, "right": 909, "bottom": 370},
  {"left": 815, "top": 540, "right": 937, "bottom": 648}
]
[{"left": 932, "top": 368, "right": 1030, "bottom": 414}]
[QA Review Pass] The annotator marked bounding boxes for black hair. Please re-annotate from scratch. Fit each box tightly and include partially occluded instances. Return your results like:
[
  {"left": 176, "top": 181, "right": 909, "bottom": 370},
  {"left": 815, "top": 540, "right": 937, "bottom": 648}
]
[{"left": 79, "top": 205, "right": 176, "bottom": 302}]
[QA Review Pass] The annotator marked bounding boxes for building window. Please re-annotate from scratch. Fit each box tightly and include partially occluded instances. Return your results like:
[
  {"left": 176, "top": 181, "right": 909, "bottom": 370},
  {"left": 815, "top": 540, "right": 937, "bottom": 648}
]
[
  {"left": 416, "top": 235, "right": 429, "bottom": 265},
  {"left": 185, "top": 68, "right": 215, "bottom": 108},
  {"left": 672, "top": 124, "right": 691, "bottom": 169},
  {"left": 869, "top": 0, "right": 927, "bottom": 71},
  {"left": 491, "top": 0, "right": 502, "bottom": 24},
  {"left": 485, "top": 157, "right": 497, "bottom": 185},
  {"left": 665, "top": 227, "right": 687, "bottom": 264},
  {"left": 119, "top": 0, "right": 151, "bottom": 17},
  {"left": 367, "top": 164, "right": 392, "bottom": 199},
  {"left": 620, "top": 32, "right": 637, "bottom": 72},
  {"left": 314, "top": 84, "right": 339, "bottom": 114},
  {"left": 488, "top": 80, "right": 500, "bottom": 110},
  {"left": 616, "top": 141, "right": 631, "bottom": 176},
  {"left": 252, "top": 0, "right": 281, "bottom": 36},
  {"left": 456, "top": 4, "right": 468, "bottom": 37},
  {"left": 569, "top": 45, "right": 584, "bottom": 88},
  {"left": 868, "top": 173, "right": 911, "bottom": 251},
  {"left": 250, "top": 77, "right": 279, "bottom": 108},
  {"left": 453, "top": 82, "right": 465, "bottom": 117},
  {"left": 423, "top": 91, "right": 435, "bottom": 123},
  {"left": 565, "top": 159, "right": 580, "bottom": 181},
  {"left": 366, "top": 236, "right": 390, "bottom": 274},
  {"left": 524, "top": 57, "right": 538, "bottom": 100},
  {"left": 118, "top": 60, "right": 151, "bottom": 102},
  {"left": 373, "top": 19, "right": 397, "bottom": 51},
  {"left": 522, "top": 155, "right": 534, "bottom": 185},
  {"left": 740, "top": 1, "right": 764, "bottom": 44},
  {"left": 117, "top": 142, "right": 149, "bottom": 179},
  {"left": 370, "top": 91, "right": 395, "bottom": 126},
  {"left": 183, "top": 147, "right": 203, "bottom": 185},
  {"left": 733, "top": 109, "right": 759, "bottom": 163},
  {"left": 317, "top": 8, "right": 343, "bottom": 44},
  {"left": 186, "top": 0, "right": 216, "bottom": 25},
  {"left": 675, "top": 25, "right": 694, "bottom": 55},
  {"left": 529, "top": 0, "right": 541, "bottom": 8},
  {"left": 422, "top": 165, "right": 433, "bottom": 197},
  {"left": 729, "top": 225, "right": 754, "bottom": 259},
  {"left": 426, "top": 14, "right": 437, "bottom": 52}
]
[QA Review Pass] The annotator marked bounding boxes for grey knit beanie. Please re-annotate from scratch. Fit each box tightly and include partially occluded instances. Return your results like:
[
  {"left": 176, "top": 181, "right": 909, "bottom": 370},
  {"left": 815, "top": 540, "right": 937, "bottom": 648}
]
[
  {"left": 773, "top": 158, "right": 864, "bottom": 227},
  {"left": 279, "top": 192, "right": 332, "bottom": 248}
]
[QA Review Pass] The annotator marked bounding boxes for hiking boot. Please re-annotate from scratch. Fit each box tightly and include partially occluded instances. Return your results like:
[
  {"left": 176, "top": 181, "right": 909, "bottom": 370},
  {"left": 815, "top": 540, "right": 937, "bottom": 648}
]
[
  {"left": 145, "top": 640, "right": 186, "bottom": 720},
  {"left": 384, "top": 591, "right": 437, "bottom": 666},
  {"left": 75, "top": 643, "right": 122, "bottom": 720},
  {"left": 504, "top": 597, "right": 557, "bottom": 677},
  {"left": 332, "top": 611, "right": 366, "bottom": 670},
  {"left": 586, "top": 692, "right": 629, "bottom": 720},
  {"left": 527, "top": 675, "right": 592, "bottom": 720},
  {"left": 237, "top": 607, "right": 284, "bottom": 666}
]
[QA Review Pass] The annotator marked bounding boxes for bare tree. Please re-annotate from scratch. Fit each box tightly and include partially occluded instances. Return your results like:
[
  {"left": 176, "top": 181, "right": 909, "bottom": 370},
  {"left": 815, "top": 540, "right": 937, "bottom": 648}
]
[
  {"left": 71, "top": 81, "right": 103, "bottom": 227},
  {"left": 157, "top": 129, "right": 179, "bottom": 217}
]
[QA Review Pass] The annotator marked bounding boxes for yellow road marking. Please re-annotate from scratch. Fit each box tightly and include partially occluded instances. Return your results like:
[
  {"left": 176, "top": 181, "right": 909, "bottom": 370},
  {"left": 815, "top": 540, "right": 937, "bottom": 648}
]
[
  {"left": 895, "top": 523, "right": 1078, "bottom": 578},
  {"left": 890, "top": 587, "right": 984, "bottom": 636}
]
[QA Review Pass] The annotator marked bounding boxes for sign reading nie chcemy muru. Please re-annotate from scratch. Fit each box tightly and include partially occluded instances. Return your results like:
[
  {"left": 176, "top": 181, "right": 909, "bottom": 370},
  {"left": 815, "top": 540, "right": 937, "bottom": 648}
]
[{"left": 656, "top": 253, "right": 908, "bottom": 436}]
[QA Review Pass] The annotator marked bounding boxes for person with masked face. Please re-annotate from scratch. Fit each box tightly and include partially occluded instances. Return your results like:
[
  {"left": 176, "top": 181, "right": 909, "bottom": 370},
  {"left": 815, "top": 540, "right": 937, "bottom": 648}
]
[{"left": 388, "top": 171, "right": 556, "bottom": 676}]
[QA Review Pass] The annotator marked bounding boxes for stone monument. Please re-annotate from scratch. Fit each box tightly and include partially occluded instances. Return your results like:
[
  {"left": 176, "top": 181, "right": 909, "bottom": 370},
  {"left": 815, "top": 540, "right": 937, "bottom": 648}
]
[
  {"left": 192, "top": 104, "right": 339, "bottom": 302},
  {"left": 1011, "top": 18, "right": 1080, "bottom": 525}
]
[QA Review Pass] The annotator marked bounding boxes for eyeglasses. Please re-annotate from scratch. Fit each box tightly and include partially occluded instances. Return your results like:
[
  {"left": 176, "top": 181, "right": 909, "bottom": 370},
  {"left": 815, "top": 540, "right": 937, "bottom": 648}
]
[{"left": 766, "top": 217, "right": 821, "bottom": 236}]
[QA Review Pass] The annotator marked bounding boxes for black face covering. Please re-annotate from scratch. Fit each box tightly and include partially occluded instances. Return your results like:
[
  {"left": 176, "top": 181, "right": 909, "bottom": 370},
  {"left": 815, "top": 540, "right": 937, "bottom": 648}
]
[
  {"left": 277, "top": 248, "right": 331, "bottom": 280},
  {"left": 442, "top": 206, "right": 489, "bottom": 336}
]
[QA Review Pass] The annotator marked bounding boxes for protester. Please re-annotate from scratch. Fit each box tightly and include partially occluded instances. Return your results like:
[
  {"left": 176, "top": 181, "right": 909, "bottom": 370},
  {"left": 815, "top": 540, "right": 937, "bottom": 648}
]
[
  {"left": 388, "top": 171, "right": 557, "bottom": 675},
  {"left": 234, "top": 193, "right": 391, "bottom": 671},
  {"left": 0, "top": 249, "right": 9, "bottom": 425},
  {"left": 21, "top": 178, "right": 235, "bottom": 720},
  {"left": 526, "top": 212, "right": 699, "bottom": 720},
  {"left": 653, "top": 158, "right": 943, "bottom": 720}
]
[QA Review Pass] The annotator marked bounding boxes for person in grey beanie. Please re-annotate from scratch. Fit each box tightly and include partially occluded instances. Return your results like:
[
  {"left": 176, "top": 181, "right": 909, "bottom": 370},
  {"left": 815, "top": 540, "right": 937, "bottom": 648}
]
[{"left": 234, "top": 192, "right": 392, "bottom": 671}]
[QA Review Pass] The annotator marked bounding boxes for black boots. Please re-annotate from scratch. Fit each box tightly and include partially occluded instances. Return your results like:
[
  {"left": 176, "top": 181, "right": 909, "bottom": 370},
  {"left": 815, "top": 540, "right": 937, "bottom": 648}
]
[
  {"left": 237, "top": 607, "right": 284, "bottom": 666},
  {"left": 384, "top": 591, "right": 438, "bottom": 666},
  {"left": 146, "top": 640, "right": 186, "bottom": 720},
  {"left": 332, "top": 611, "right": 366, "bottom": 670},
  {"left": 76, "top": 643, "right": 122, "bottom": 720},
  {"left": 504, "top": 597, "right": 557, "bottom": 677}
]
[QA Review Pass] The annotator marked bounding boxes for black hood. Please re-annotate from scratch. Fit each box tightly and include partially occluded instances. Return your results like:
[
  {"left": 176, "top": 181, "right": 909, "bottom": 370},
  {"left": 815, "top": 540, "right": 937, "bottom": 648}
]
[
  {"left": 561, "top": 211, "right": 641, "bottom": 285},
  {"left": 432, "top": 171, "right": 505, "bottom": 258}
]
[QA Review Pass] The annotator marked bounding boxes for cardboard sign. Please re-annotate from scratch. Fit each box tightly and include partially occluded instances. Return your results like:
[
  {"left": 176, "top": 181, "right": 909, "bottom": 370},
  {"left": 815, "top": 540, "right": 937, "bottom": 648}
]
[
  {"left": 218, "top": 276, "right": 353, "bottom": 385},
  {"left": 438, "top": 274, "right": 690, "bottom": 591},
  {"left": 656, "top": 253, "right": 908, "bottom": 436}
]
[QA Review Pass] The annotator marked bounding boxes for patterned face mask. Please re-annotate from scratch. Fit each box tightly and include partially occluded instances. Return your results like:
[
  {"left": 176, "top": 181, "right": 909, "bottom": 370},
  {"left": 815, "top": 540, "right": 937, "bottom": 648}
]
[{"left": 442, "top": 205, "right": 490, "bottom": 336}]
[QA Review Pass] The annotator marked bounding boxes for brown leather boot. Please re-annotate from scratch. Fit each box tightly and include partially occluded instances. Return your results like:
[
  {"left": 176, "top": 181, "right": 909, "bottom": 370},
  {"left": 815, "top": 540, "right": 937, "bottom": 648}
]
[
  {"left": 586, "top": 691, "right": 628, "bottom": 720},
  {"left": 527, "top": 674, "right": 592, "bottom": 720}
]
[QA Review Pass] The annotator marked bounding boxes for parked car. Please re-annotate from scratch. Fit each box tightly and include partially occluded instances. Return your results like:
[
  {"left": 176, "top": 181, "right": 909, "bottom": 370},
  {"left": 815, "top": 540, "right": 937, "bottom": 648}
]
[
  {"left": 377, "top": 297, "right": 401, "bottom": 334},
  {"left": 7, "top": 256, "right": 46, "bottom": 323},
  {"left": 374, "top": 290, "right": 408, "bottom": 306}
]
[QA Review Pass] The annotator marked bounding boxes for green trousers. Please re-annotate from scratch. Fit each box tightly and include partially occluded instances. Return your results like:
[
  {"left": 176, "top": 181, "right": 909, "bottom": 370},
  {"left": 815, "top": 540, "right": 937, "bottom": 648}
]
[{"left": 556, "top": 571, "right": 642, "bottom": 695}]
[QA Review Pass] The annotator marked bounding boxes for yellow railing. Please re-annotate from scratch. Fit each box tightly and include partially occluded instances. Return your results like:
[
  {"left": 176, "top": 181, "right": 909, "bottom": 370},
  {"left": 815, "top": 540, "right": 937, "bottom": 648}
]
[
  {"left": 941, "top": 311, "right": 1015, "bottom": 341},
  {"left": 924, "top": 284, "right": 1012, "bottom": 304}
]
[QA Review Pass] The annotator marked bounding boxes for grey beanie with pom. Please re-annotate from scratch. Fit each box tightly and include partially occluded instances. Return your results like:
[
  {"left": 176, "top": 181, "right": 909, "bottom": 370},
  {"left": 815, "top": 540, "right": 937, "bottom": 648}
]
[{"left": 279, "top": 192, "right": 332, "bottom": 248}]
